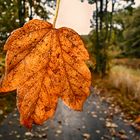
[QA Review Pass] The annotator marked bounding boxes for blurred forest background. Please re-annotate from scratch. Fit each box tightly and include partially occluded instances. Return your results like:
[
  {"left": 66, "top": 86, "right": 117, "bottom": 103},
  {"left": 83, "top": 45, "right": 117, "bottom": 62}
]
[{"left": 0, "top": 0, "right": 140, "bottom": 124}]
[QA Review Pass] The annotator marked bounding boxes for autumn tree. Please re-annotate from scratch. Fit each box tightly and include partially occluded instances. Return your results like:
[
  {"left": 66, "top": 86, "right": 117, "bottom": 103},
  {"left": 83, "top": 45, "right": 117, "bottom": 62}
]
[
  {"left": 81, "top": 0, "right": 135, "bottom": 75},
  {"left": 18, "top": 0, "right": 56, "bottom": 26},
  {"left": 115, "top": 7, "right": 140, "bottom": 58}
]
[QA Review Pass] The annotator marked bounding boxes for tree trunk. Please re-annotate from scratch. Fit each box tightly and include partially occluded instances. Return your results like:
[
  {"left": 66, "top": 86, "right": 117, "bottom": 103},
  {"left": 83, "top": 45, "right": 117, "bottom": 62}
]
[
  {"left": 108, "top": 0, "right": 115, "bottom": 41},
  {"left": 104, "top": 0, "right": 109, "bottom": 40},
  {"left": 28, "top": 0, "right": 33, "bottom": 20},
  {"left": 99, "top": 0, "right": 103, "bottom": 31},
  {"left": 94, "top": 0, "right": 107, "bottom": 76},
  {"left": 18, "top": 0, "right": 26, "bottom": 27},
  {"left": 95, "top": 0, "right": 100, "bottom": 74}
]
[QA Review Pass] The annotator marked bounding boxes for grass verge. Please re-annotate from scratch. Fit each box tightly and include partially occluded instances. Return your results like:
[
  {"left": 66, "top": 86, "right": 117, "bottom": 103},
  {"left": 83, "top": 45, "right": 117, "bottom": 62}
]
[{"left": 92, "top": 64, "right": 140, "bottom": 119}]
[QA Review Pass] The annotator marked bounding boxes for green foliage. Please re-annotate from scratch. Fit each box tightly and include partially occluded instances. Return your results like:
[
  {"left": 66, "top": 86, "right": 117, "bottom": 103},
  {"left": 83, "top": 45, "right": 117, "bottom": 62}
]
[
  {"left": 123, "top": 7, "right": 140, "bottom": 57},
  {"left": 81, "top": 35, "right": 93, "bottom": 53},
  {"left": 0, "top": 0, "right": 55, "bottom": 51},
  {"left": 32, "top": 0, "right": 55, "bottom": 20},
  {"left": 0, "top": 0, "right": 19, "bottom": 49},
  {"left": 114, "top": 7, "right": 140, "bottom": 58}
]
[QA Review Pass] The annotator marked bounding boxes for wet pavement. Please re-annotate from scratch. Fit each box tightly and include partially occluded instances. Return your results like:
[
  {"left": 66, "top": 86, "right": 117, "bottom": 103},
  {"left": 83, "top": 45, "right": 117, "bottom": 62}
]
[{"left": 0, "top": 88, "right": 140, "bottom": 140}]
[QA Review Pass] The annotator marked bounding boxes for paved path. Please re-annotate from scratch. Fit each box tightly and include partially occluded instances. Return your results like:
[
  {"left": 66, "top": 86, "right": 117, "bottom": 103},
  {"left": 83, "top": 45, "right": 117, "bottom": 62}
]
[{"left": 0, "top": 88, "right": 140, "bottom": 140}]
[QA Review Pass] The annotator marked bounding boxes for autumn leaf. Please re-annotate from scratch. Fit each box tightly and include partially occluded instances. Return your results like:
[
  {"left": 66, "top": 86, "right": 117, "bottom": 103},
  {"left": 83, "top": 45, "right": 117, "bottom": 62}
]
[{"left": 0, "top": 19, "right": 91, "bottom": 128}]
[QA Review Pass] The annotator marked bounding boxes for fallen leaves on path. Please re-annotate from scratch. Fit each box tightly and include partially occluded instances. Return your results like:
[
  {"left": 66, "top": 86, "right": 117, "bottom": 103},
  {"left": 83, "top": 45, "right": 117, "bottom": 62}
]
[
  {"left": 82, "top": 133, "right": 91, "bottom": 139},
  {"left": 0, "top": 19, "right": 91, "bottom": 128},
  {"left": 134, "top": 116, "right": 140, "bottom": 124}
]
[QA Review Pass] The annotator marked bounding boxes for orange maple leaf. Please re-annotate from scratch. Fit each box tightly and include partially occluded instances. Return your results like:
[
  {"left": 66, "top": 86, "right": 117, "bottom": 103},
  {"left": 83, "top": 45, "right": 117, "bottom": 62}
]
[{"left": 0, "top": 19, "right": 91, "bottom": 128}]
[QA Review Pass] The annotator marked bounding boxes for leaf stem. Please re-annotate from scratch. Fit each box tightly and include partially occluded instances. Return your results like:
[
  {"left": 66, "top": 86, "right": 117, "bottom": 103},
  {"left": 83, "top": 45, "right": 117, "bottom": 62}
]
[{"left": 53, "top": 0, "right": 61, "bottom": 28}]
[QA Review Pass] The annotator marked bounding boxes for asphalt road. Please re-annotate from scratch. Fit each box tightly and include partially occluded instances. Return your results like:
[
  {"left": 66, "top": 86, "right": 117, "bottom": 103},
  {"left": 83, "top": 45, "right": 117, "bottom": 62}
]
[{"left": 0, "top": 87, "right": 140, "bottom": 140}]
